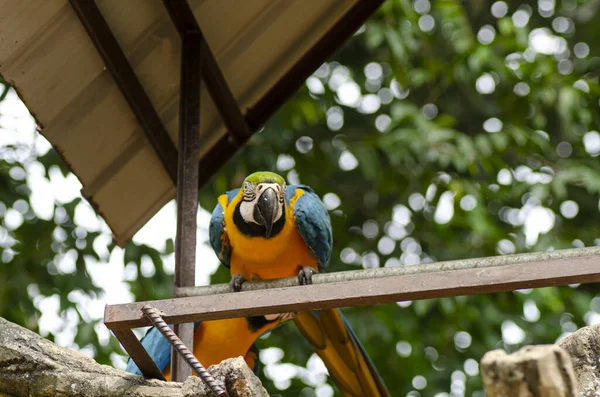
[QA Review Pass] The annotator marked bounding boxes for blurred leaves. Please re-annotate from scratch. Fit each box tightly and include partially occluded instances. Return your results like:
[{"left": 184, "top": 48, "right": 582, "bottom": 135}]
[{"left": 198, "top": 0, "right": 600, "bottom": 395}]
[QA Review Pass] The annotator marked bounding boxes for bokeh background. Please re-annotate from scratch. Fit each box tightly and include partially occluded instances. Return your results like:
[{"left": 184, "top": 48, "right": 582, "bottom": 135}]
[{"left": 1, "top": 0, "right": 600, "bottom": 395}]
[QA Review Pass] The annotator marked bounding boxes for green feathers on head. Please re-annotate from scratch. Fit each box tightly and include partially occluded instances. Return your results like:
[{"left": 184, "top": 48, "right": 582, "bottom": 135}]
[{"left": 244, "top": 171, "right": 285, "bottom": 185}]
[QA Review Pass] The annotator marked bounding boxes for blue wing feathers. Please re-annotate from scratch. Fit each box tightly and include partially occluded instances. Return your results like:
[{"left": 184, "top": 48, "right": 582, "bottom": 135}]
[
  {"left": 126, "top": 322, "right": 202, "bottom": 376},
  {"left": 209, "top": 188, "right": 239, "bottom": 268},
  {"left": 287, "top": 185, "right": 333, "bottom": 271},
  {"left": 125, "top": 326, "right": 172, "bottom": 375},
  {"left": 209, "top": 203, "right": 229, "bottom": 268}
]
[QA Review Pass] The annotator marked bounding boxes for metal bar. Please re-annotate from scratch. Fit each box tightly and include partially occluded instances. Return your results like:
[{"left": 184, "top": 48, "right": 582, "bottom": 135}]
[
  {"left": 171, "top": 28, "right": 202, "bottom": 382},
  {"left": 162, "top": 0, "right": 251, "bottom": 146},
  {"left": 196, "top": 0, "right": 385, "bottom": 188},
  {"left": 105, "top": 247, "right": 600, "bottom": 329},
  {"left": 112, "top": 329, "right": 166, "bottom": 381},
  {"left": 175, "top": 246, "right": 600, "bottom": 296},
  {"left": 142, "top": 306, "right": 228, "bottom": 397},
  {"left": 69, "top": 0, "right": 178, "bottom": 184}
]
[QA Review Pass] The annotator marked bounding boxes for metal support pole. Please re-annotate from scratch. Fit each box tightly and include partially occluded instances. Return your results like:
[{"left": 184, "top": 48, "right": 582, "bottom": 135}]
[
  {"left": 172, "top": 30, "right": 202, "bottom": 382},
  {"left": 162, "top": 0, "right": 251, "bottom": 148}
]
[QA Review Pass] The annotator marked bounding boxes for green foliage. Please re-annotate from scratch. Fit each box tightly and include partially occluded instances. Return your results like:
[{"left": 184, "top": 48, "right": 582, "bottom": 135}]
[{"left": 2, "top": 0, "right": 600, "bottom": 396}]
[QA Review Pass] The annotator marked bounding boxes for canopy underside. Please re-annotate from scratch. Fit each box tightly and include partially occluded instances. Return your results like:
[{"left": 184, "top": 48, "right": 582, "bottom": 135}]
[{"left": 0, "top": 0, "right": 380, "bottom": 245}]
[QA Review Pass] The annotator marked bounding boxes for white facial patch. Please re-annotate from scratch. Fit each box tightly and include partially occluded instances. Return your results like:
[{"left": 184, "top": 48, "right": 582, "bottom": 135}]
[
  {"left": 239, "top": 182, "right": 284, "bottom": 225},
  {"left": 239, "top": 200, "right": 257, "bottom": 223}
]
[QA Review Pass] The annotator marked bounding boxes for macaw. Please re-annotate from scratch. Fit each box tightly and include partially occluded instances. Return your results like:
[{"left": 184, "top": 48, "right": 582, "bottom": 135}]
[
  {"left": 125, "top": 313, "right": 295, "bottom": 380},
  {"left": 209, "top": 171, "right": 389, "bottom": 397}
]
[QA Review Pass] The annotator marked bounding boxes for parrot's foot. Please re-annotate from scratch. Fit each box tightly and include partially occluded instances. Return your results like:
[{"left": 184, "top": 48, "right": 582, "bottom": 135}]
[
  {"left": 298, "top": 266, "right": 315, "bottom": 286},
  {"left": 230, "top": 273, "right": 247, "bottom": 292}
]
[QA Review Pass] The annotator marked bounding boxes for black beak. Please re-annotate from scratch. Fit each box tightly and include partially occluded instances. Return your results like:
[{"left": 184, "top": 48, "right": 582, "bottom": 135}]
[{"left": 254, "top": 188, "right": 278, "bottom": 238}]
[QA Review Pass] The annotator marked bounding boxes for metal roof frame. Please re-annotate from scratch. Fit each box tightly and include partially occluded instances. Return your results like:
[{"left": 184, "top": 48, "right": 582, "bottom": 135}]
[
  {"left": 68, "top": 0, "right": 243, "bottom": 382},
  {"left": 70, "top": 0, "right": 179, "bottom": 184},
  {"left": 0, "top": 0, "right": 385, "bottom": 247},
  {"left": 62, "top": 0, "right": 386, "bottom": 385},
  {"left": 195, "top": 0, "right": 384, "bottom": 188},
  {"left": 71, "top": 0, "right": 384, "bottom": 197}
]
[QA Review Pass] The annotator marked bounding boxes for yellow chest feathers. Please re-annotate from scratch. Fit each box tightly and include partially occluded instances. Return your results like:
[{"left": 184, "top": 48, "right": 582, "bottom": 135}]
[{"left": 222, "top": 192, "right": 317, "bottom": 275}]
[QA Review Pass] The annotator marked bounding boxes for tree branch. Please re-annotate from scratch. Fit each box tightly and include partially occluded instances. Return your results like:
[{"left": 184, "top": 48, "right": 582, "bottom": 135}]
[{"left": 0, "top": 317, "right": 269, "bottom": 397}]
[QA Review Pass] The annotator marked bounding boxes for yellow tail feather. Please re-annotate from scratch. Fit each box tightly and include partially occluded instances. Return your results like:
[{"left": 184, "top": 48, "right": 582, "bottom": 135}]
[{"left": 294, "top": 310, "right": 388, "bottom": 397}]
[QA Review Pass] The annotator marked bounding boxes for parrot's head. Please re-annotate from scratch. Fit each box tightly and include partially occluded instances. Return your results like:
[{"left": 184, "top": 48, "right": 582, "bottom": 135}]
[{"left": 237, "top": 171, "right": 286, "bottom": 238}]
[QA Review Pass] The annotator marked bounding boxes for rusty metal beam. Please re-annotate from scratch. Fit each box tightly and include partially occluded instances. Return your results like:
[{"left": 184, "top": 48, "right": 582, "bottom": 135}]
[
  {"left": 169, "top": 27, "right": 202, "bottom": 382},
  {"left": 69, "top": 0, "right": 178, "bottom": 184},
  {"left": 112, "top": 329, "right": 166, "bottom": 381},
  {"left": 162, "top": 0, "right": 252, "bottom": 147},
  {"left": 196, "top": 0, "right": 385, "bottom": 187},
  {"left": 105, "top": 247, "right": 600, "bottom": 330}
]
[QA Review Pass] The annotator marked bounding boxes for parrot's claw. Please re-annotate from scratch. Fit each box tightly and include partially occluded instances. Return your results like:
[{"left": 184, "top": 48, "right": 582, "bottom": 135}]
[
  {"left": 298, "top": 266, "right": 315, "bottom": 286},
  {"left": 230, "top": 273, "right": 247, "bottom": 292}
]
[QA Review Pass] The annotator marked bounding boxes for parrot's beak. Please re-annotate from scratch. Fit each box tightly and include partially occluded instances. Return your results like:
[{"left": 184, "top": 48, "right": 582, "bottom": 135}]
[{"left": 254, "top": 188, "right": 278, "bottom": 238}]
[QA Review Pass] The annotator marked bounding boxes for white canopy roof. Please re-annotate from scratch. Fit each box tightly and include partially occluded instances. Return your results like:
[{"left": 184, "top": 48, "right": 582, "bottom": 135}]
[{"left": 0, "top": 0, "right": 381, "bottom": 245}]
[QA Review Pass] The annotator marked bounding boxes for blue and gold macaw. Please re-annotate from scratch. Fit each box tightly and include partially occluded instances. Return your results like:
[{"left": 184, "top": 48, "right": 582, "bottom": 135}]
[
  {"left": 126, "top": 313, "right": 295, "bottom": 380},
  {"left": 209, "top": 171, "right": 389, "bottom": 397}
]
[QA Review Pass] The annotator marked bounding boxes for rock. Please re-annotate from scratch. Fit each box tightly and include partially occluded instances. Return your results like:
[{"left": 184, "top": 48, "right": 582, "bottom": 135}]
[
  {"left": 481, "top": 345, "right": 577, "bottom": 397},
  {"left": 558, "top": 324, "right": 600, "bottom": 397}
]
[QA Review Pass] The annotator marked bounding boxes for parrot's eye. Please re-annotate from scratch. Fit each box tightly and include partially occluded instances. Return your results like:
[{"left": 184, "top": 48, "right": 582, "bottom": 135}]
[{"left": 243, "top": 182, "right": 256, "bottom": 201}]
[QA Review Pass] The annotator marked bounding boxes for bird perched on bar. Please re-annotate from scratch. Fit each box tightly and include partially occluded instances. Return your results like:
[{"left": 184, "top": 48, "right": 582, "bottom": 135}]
[
  {"left": 126, "top": 313, "right": 296, "bottom": 380},
  {"left": 209, "top": 171, "right": 389, "bottom": 396}
]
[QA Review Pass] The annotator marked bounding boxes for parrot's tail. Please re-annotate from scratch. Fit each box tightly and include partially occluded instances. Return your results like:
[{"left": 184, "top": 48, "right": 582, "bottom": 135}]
[{"left": 294, "top": 309, "right": 390, "bottom": 397}]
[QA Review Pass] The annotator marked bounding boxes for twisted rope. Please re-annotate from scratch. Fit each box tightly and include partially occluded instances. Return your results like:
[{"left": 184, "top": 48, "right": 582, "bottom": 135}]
[{"left": 141, "top": 305, "right": 229, "bottom": 397}]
